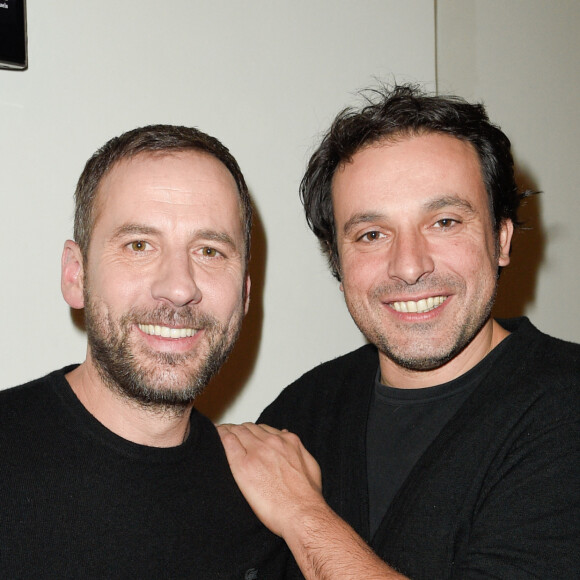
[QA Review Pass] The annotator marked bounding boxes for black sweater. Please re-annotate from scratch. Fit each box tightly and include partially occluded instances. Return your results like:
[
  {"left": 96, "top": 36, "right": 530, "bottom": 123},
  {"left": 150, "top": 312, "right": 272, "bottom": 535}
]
[
  {"left": 259, "top": 318, "right": 580, "bottom": 579},
  {"left": 0, "top": 366, "right": 287, "bottom": 579}
]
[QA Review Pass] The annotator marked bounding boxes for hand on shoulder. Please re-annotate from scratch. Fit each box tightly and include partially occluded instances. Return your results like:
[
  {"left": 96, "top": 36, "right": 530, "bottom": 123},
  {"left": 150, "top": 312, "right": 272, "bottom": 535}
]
[{"left": 217, "top": 422, "right": 323, "bottom": 537}]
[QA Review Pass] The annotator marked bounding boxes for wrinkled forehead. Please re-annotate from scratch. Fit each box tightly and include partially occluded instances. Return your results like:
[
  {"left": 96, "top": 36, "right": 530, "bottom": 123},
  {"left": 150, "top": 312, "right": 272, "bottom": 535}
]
[
  {"left": 331, "top": 132, "right": 492, "bottom": 227},
  {"left": 91, "top": 150, "right": 245, "bottom": 233},
  {"left": 332, "top": 131, "right": 490, "bottom": 212}
]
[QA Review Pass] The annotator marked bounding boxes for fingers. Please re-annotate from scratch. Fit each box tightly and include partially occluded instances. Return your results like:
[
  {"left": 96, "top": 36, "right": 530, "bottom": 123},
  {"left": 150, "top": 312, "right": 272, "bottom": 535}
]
[
  {"left": 218, "top": 422, "right": 322, "bottom": 489},
  {"left": 218, "top": 422, "right": 315, "bottom": 474},
  {"left": 216, "top": 422, "right": 325, "bottom": 537},
  {"left": 218, "top": 423, "right": 290, "bottom": 450},
  {"left": 217, "top": 423, "right": 282, "bottom": 466},
  {"left": 218, "top": 424, "right": 255, "bottom": 458}
]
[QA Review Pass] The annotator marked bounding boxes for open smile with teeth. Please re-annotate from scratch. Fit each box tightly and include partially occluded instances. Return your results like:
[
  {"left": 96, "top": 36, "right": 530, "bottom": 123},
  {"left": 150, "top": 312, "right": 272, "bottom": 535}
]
[
  {"left": 390, "top": 296, "right": 447, "bottom": 314},
  {"left": 138, "top": 324, "right": 198, "bottom": 339}
]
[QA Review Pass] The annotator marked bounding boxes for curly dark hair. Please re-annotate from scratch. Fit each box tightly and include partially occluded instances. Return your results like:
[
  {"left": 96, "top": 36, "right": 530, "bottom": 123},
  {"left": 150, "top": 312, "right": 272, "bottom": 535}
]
[
  {"left": 74, "top": 124, "right": 252, "bottom": 263},
  {"left": 300, "top": 84, "right": 527, "bottom": 280}
]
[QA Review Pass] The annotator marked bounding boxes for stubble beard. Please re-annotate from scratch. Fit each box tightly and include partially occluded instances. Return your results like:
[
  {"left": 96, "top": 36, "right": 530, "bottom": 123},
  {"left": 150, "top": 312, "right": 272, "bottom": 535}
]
[
  {"left": 345, "top": 274, "right": 498, "bottom": 372},
  {"left": 83, "top": 289, "right": 243, "bottom": 413}
]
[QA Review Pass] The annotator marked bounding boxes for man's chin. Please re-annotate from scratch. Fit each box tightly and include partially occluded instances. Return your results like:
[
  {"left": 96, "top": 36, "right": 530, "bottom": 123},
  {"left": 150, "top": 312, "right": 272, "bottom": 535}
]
[
  {"left": 92, "top": 354, "right": 209, "bottom": 409},
  {"left": 116, "top": 377, "right": 205, "bottom": 409},
  {"left": 386, "top": 352, "right": 454, "bottom": 372},
  {"left": 381, "top": 334, "right": 473, "bottom": 372}
]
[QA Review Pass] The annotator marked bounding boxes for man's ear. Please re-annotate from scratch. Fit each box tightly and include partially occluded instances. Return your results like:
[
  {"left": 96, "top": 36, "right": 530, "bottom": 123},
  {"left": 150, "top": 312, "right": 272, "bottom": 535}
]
[
  {"left": 498, "top": 219, "right": 514, "bottom": 267},
  {"left": 243, "top": 275, "right": 251, "bottom": 315},
  {"left": 61, "top": 240, "right": 85, "bottom": 309}
]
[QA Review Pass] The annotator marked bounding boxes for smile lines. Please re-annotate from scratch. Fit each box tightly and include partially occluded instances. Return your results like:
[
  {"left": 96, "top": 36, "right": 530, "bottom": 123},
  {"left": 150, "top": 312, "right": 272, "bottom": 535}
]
[
  {"left": 390, "top": 296, "right": 447, "bottom": 314},
  {"left": 138, "top": 324, "right": 198, "bottom": 339}
]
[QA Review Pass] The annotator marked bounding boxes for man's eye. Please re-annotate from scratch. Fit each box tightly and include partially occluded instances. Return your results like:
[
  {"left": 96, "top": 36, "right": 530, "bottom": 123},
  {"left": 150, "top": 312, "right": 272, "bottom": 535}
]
[
  {"left": 435, "top": 218, "right": 458, "bottom": 228},
  {"left": 130, "top": 240, "right": 149, "bottom": 252},
  {"left": 359, "top": 231, "right": 384, "bottom": 242},
  {"left": 201, "top": 247, "right": 219, "bottom": 258}
]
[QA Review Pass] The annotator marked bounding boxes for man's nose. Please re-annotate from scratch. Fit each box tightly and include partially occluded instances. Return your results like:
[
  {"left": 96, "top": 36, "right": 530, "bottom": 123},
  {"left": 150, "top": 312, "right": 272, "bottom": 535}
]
[
  {"left": 150, "top": 252, "right": 202, "bottom": 307},
  {"left": 387, "top": 229, "right": 435, "bottom": 285}
]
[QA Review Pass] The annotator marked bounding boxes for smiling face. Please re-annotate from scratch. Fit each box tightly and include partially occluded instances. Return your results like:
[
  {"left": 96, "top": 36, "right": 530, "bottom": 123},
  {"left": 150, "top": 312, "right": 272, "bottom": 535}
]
[
  {"left": 332, "top": 132, "right": 513, "bottom": 387},
  {"left": 63, "top": 151, "right": 250, "bottom": 408}
]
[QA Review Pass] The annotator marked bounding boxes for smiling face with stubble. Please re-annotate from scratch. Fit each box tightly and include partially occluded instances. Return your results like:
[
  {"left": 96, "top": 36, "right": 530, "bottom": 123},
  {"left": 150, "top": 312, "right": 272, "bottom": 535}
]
[
  {"left": 69, "top": 150, "right": 250, "bottom": 409},
  {"left": 332, "top": 132, "right": 513, "bottom": 386}
]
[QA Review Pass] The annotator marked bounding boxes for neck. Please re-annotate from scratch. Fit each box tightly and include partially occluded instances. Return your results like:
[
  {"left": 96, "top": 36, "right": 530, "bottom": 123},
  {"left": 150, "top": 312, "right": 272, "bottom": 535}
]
[
  {"left": 379, "top": 319, "right": 510, "bottom": 390},
  {"left": 65, "top": 361, "right": 193, "bottom": 448}
]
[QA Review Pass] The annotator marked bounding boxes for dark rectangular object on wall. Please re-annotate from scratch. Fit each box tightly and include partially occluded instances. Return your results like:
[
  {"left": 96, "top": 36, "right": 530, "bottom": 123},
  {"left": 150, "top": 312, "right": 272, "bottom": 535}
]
[{"left": 0, "top": 0, "right": 27, "bottom": 70}]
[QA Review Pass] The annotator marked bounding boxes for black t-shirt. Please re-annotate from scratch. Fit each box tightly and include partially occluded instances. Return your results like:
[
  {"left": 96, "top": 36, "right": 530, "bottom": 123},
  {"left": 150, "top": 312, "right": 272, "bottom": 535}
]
[
  {"left": 0, "top": 367, "right": 287, "bottom": 579},
  {"left": 367, "top": 337, "right": 512, "bottom": 536}
]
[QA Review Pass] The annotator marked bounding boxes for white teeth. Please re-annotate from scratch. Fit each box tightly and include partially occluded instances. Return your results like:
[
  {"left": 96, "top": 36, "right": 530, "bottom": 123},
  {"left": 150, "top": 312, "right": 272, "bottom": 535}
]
[
  {"left": 390, "top": 296, "right": 447, "bottom": 314},
  {"left": 138, "top": 324, "right": 196, "bottom": 339}
]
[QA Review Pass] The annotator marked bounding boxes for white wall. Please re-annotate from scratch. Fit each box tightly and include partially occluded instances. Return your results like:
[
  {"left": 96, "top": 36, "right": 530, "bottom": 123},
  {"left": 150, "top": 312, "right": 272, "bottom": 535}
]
[
  {"left": 437, "top": 0, "right": 580, "bottom": 344},
  {"left": 0, "top": 1, "right": 436, "bottom": 421}
]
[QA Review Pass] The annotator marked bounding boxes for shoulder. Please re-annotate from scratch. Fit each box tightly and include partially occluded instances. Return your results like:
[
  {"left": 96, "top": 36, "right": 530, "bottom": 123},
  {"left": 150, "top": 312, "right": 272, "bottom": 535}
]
[
  {"left": 498, "top": 317, "right": 580, "bottom": 391},
  {"left": 292, "top": 343, "right": 378, "bottom": 385},
  {"left": 259, "top": 344, "right": 377, "bottom": 428},
  {"left": 499, "top": 316, "right": 579, "bottom": 353},
  {"left": 0, "top": 366, "right": 76, "bottom": 429},
  {"left": 460, "top": 318, "right": 580, "bottom": 452}
]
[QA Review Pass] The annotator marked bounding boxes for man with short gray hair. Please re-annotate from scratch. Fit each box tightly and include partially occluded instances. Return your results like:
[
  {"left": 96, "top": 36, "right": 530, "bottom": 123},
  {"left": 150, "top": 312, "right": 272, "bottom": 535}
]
[{"left": 0, "top": 125, "right": 286, "bottom": 578}]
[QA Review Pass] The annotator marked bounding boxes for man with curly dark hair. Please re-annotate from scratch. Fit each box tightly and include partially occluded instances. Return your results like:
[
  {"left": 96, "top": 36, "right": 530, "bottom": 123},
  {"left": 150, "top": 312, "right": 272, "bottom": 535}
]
[{"left": 220, "top": 85, "right": 580, "bottom": 580}]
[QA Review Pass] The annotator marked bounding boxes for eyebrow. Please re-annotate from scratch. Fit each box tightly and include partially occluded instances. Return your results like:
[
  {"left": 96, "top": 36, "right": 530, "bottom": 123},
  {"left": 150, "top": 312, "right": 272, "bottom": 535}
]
[
  {"left": 423, "top": 195, "right": 477, "bottom": 215},
  {"left": 342, "top": 195, "right": 478, "bottom": 237},
  {"left": 110, "top": 224, "right": 160, "bottom": 241},
  {"left": 343, "top": 212, "right": 385, "bottom": 237},
  {"left": 110, "top": 223, "right": 238, "bottom": 251},
  {"left": 194, "top": 229, "right": 238, "bottom": 250}
]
